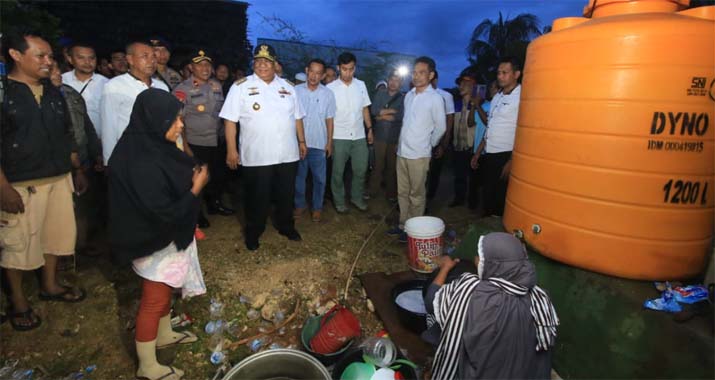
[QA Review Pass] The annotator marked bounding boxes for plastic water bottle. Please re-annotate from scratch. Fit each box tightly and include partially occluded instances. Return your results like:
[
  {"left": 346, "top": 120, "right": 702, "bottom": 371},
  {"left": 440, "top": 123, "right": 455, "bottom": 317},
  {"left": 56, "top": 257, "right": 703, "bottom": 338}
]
[
  {"left": 209, "top": 299, "right": 224, "bottom": 319},
  {"left": 0, "top": 360, "right": 19, "bottom": 378},
  {"left": 361, "top": 337, "right": 397, "bottom": 367},
  {"left": 11, "top": 369, "right": 34, "bottom": 380},
  {"left": 208, "top": 299, "right": 226, "bottom": 365},
  {"left": 205, "top": 320, "right": 225, "bottom": 334},
  {"left": 249, "top": 338, "right": 265, "bottom": 352}
]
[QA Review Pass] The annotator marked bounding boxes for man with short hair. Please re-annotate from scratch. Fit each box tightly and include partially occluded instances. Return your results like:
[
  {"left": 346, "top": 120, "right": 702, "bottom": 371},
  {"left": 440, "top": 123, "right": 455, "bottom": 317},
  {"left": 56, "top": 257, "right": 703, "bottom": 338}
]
[
  {"left": 369, "top": 71, "right": 404, "bottom": 201},
  {"left": 173, "top": 50, "right": 233, "bottom": 230},
  {"left": 62, "top": 42, "right": 108, "bottom": 137},
  {"left": 150, "top": 37, "right": 182, "bottom": 90},
  {"left": 219, "top": 44, "right": 307, "bottom": 251},
  {"left": 390, "top": 56, "right": 446, "bottom": 242},
  {"left": 109, "top": 48, "right": 129, "bottom": 76},
  {"left": 294, "top": 59, "right": 336, "bottom": 222},
  {"left": 473, "top": 57, "right": 522, "bottom": 216},
  {"left": 1, "top": 31, "right": 88, "bottom": 332},
  {"left": 426, "top": 71, "right": 455, "bottom": 202},
  {"left": 215, "top": 63, "right": 231, "bottom": 83},
  {"left": 449, "top": 73, "right": 479, "bottom": 208},
  {"left": 51, "top": 61, "right": 103, "bottom": 256},
  {"left": 100, "top": 40, "right": 169, "bottom": 165},
  {"left": 326, "top": 52, "right": 373, "bottom": 213},
  {"left": 323, "top": 66, "right": 337, "bottom": 85}
]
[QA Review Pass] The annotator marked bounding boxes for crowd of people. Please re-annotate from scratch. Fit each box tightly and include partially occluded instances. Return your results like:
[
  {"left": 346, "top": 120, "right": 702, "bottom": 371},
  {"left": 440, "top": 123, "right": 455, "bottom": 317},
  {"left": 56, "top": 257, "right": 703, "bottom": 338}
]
[{"left": 1, "top": 29, "right": 556, "bottom": 380}]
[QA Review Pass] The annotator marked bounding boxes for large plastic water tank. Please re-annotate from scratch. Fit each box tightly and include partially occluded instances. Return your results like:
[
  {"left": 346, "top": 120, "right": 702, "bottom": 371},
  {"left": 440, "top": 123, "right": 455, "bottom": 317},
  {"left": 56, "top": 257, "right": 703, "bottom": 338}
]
[{"left": 503, "top": 0, "right": 714, "bottom": 280}]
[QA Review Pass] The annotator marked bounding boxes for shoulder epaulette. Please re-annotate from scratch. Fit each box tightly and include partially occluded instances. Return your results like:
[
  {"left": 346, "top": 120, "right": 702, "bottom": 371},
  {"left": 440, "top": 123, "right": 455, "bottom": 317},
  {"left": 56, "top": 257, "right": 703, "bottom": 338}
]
[
  {"left": 284, "top": 79, "right": 295, "bottom": 86},
  {"left": 234, "top": 77, "right": 248, "bottom": 86}
]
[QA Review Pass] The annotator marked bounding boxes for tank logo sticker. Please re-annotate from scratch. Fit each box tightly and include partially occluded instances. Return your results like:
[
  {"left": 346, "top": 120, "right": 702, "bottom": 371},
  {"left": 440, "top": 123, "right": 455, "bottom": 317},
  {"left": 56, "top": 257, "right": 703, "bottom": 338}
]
[{"left": 688, "top": 77, "right": 707, "bottom": 97}]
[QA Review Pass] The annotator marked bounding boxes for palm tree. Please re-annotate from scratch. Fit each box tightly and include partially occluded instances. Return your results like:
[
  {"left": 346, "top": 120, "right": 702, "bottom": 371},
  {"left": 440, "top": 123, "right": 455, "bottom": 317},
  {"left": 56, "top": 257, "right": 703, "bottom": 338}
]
[{"left": 465, "top": 12, "right": 542, "bottom": 83}]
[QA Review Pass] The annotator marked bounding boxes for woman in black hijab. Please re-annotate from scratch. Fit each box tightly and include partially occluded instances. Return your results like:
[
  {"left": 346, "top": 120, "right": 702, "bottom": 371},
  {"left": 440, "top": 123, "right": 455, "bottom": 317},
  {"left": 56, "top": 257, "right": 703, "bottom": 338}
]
[
  {"left": 109, "top": 89, "right": 209, "bottom": 380},
  {"left": 425, "top": 232, "right": 559, "bottom": 380}
]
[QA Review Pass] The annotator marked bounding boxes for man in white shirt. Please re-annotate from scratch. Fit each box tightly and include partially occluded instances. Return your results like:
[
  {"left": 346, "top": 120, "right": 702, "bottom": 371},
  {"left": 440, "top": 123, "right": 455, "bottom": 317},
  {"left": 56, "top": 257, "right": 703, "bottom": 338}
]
[
  {"left": 219, "top": 44, "right": 307, "bottom": 251},
  {"left": 390, "top": 56, "right": 446, "bottom": 242},
  {"left": 473, "top": 57, "right": 522, "bottom": 216},
  {"left": 100, "top": 41, "right": 169, "bottom": 165},
  {"left": 426, "top": 72, "right": 455, "bottom": 201},
  {"left": 62, "top": 42, "right": 108, "bottom": 137},
  {"left": 326, "top": 52, "right": 373, "bottom": 213}
]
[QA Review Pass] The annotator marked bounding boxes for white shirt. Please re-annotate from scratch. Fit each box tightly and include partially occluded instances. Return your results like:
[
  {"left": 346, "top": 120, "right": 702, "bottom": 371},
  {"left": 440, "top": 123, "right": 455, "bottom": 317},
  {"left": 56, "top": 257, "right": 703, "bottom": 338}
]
[
  {"left": 435, "top": 87, "right": 455, "bottom": 115},
  {"left": 100, "top": 73, "right": 169, "bottom": 165},
  {"left": 62, "top": 71, "right": 108, "bottom": 136},
  {"left": 485, "top": 85, "right": 521, "bottom": 153},
  {"left": 327, "top": 78, "right": 371, "bottom": 140},
  {"left": 219, "top": 74, "right": 305, "bottom": 167},
  {"left": 397, "top": 86, "right": 447, "bottom": 159}
]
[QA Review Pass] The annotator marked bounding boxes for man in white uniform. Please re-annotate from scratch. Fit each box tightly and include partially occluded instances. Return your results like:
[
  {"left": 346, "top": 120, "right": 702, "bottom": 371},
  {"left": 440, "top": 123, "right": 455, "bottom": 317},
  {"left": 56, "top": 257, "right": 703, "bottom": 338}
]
[{"left": 219, "top": 44, "right": 307, "bottom": 251}]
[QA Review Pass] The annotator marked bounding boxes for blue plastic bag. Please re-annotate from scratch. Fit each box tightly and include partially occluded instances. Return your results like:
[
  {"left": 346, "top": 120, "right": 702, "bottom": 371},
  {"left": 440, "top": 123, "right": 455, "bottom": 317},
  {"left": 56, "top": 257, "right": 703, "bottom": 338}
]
[
  {"left": 672, "top": 285, "right": 709, "bottom": 304},
  {"left": 644, "top": 288, "right": 682, "bottom": 313}
]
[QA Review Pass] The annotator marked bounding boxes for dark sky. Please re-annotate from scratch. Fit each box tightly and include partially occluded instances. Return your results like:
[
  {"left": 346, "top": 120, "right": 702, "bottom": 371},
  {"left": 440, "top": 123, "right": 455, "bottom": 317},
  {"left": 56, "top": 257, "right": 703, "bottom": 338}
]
[{"left": 247, "top": 0, "right": 585, "bottom": 87}]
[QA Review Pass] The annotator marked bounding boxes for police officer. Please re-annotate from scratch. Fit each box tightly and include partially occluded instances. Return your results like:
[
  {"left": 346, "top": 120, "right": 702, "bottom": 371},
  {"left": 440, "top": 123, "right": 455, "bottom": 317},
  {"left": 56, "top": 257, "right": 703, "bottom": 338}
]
[
  {"left": 150, "top": 37, "right": 182, "bottom": 90},
  {"left": 219, "top": 44, "right": 307, "bottom": 251},
  {"left": 173, "top": 50, "right": 234, "bottom": 232}
]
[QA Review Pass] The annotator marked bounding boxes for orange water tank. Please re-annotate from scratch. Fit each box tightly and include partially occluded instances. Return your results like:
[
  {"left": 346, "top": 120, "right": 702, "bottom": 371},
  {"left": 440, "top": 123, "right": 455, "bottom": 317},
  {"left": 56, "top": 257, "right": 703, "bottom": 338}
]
[{"left": 503, "top": 0, "right": 715, "bottom": 280}]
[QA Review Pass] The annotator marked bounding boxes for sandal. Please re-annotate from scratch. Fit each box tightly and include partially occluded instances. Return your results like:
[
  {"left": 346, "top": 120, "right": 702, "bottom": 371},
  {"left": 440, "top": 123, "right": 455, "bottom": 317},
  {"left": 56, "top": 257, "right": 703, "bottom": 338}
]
[
  {"left": 157, "top": 331, "right": 198, "bottom": 349},
  {"left": 38, "top": 286, "right": 87, "bottom": 303},
  {"left": 9, "top": 307, "right": 42, "bottom": 331},
  {"left": 137, "top": 366, "right": 183, "bottom": 380}
]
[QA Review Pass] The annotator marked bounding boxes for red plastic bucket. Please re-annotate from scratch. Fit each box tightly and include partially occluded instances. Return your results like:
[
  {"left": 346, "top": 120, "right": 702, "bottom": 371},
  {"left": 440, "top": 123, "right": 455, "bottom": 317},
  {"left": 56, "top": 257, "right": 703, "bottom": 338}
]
[
  {"left": 404, "top": 216, "right": 445, "bottom": 273},
  {"left": 310, "top": 305, "right": 361, "bottom": 354}
]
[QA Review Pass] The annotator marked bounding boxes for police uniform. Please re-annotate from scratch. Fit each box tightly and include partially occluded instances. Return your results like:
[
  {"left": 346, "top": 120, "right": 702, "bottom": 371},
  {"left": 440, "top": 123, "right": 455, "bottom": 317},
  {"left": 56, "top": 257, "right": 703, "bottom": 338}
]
[
  {"left": 218, "top": 44, "right": 305, "bottom": 250},
  {"left": 150, "top": 37, "right": 183, "bottom": 90},
  {"left": 173, "top": 50, "right": 233, "bottom": 218}
]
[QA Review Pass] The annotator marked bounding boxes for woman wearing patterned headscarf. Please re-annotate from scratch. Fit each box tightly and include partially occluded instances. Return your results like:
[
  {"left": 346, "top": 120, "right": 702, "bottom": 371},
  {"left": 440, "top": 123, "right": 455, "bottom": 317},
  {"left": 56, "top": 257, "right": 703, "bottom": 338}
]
[{"left": 424, "top": 232, "right": 559, "bottom": 379}]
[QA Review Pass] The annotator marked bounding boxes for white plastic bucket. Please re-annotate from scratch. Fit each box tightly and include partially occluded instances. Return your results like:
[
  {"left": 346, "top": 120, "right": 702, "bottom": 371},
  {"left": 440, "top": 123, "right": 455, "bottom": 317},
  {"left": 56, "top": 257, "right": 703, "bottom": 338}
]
[{"left": 404, "top": 216, "right": 445, "bottom": 273}]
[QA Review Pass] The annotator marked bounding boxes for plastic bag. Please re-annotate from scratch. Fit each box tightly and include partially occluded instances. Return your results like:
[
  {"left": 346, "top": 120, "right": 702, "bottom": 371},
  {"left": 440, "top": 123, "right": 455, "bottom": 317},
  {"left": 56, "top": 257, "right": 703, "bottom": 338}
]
[
  {"left": 672, "top": 285, "right": 709, "bottom": 304},
  {"left": 644, "top": 288, "right": 682, "bottom": 313}
]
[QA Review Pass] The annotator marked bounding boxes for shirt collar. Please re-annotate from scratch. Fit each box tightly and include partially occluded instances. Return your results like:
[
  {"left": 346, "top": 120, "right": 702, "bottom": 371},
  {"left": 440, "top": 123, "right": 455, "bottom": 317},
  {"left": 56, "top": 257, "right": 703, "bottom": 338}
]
[
  {"left": 72, "top": 70, "right": 94, "bottom": 83},
  {"left": 500, "top": 84, "right": 521, "bottom": 96},
  {"left": 410, "top": 85, "right": 436, "bottom": 95}
]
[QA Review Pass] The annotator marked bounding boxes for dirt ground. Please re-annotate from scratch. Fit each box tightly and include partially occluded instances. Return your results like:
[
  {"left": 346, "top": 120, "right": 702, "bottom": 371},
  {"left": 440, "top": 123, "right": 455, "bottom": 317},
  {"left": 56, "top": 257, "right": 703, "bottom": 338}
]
[{"left": 0, "top": 176, "right": 485, "bottom": 379}]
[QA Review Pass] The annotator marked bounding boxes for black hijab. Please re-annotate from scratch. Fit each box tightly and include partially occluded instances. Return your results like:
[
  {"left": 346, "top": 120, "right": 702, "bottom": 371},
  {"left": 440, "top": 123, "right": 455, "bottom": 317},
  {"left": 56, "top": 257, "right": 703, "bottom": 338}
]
[{"left": 108, "top": 89, "right": 199, "bottom": 265}]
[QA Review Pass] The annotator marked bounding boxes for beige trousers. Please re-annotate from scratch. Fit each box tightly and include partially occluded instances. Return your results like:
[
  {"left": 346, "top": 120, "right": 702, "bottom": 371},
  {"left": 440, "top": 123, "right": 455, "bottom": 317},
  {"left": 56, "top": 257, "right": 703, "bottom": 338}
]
[{"left": 396, "top": 156, "right": 431, "bottom": 228}]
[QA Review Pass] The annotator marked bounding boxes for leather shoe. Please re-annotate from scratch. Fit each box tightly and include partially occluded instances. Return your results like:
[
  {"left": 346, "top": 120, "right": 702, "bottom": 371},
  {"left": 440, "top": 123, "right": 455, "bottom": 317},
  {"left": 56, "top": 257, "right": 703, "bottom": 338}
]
[
  {"left": 207, "top": 200, "right": 235, "bottom": 216},
  {"left": 280, "top": 229, "right": 302, "bottom": 241},
  {"left": 245, "top": 238, "right": 259, "bottom": 251}
]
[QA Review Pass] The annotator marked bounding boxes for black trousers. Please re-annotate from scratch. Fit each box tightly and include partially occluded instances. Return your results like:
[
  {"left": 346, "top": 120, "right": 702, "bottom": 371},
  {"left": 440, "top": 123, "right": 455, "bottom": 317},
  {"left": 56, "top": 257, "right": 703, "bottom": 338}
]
[
  {"left": 478, "top": 151, "right": 512, "bottom": 216},
  {"left": 189, "top": 144, "right": 227, "bottom": 203},
  {"left": 452, "top": 149, "right": 473, "bottom": 203},
  {"left": 426, "top": 154, "right": 444, "bottom": 200},
  {"left": 242, "top": 161, "right": 298, "bottom": 241}
]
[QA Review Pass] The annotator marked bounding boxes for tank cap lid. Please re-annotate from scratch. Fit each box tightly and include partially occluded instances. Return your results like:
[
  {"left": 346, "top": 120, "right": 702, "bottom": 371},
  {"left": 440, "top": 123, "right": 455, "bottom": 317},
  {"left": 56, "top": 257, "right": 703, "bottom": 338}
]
[{"left": 583, "top": 0, "right": 690, "bottom": 18}]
